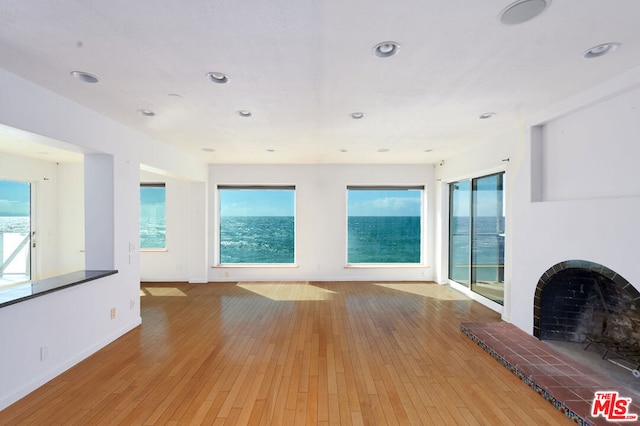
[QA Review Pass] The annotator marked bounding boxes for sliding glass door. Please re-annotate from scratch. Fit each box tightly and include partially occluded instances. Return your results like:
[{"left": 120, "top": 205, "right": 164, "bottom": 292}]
[
  {"left": 470, "top": 173, "right": 504, "bottom": 303},
  {"left": 449, "top": 173, "right": 504, "bottom": 305},
  {"left": 449, "top": 181, "right": 471, "bottom": 286},
  {"left": 0, "top": 179, "right": 31, "bottom": 286}
]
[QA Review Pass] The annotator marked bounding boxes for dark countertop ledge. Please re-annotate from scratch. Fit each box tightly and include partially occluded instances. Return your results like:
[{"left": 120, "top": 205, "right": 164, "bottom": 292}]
[{"left": 0, "top": 270, "right": 118, "bottom": 308}]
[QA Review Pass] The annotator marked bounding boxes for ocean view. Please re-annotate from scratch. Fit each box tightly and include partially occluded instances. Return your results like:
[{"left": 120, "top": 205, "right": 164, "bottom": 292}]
[
  {"left": 219, "top": 215, "right": 422, "bottom": 264},
  {"left": 2, "top": 216, "right": 502, "bottom": 270},
  {"left": 140, "top": 217, "right": 166, "bottom": 249},
  {"left": 0, "top": 216, "right": 29, "bottom": 234},
  {"left": 220, "top": 216, "right": 295, "bottom": 263},
  {"left": 450, "top": 216, "right": 505, "bottom": 282},
  {"left": 348, "top": 216, "right": 421, "bottom": 263}
]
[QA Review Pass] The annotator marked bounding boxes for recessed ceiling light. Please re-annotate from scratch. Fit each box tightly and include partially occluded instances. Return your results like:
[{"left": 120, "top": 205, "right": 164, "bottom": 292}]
[
  {"left": 206, "top": 72, "right": 230, "bottom": 84},
  {"left": 350, "top": 112, "right": 365, "bottom": 119},
  {"left": 583, "top": 42, "right": 621, "bottom": 59},
  {"left": 340, "top": 149, "right": 348, "bottom": 153},
  {"left": 500, "top": 0, "right": 550, "bottom": 25},
  {"left": 237, "top": 110, "right": 252, "bottom": 117},
  {"left": 424, "top": 149, "right": 433, "bottom": 153},
  {"left": 168, "top": 93, "right": 183, "bottom": 99},
  {"left": 266, "top": 148, "right": 275, "bottom": 152},
  {"left": 137, "top": 109, "right": 155, "bottom": 117},
  {"left": 479, "top": 112, "right": 496, "bottom": 119},
  {"left": 377, "top": 148, "right": 390, "bottom": 153},
  {"left": 373, "top": 41, "right": 401, "bottom": 58},
  {"left": 70, "top": 70, "right": 99, "bottom": 83},
  {"left": 202, "top": 148, "right": 215, "bottom": 152}
]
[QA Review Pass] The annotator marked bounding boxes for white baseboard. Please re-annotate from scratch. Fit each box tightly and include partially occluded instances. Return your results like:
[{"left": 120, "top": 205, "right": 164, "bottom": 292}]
[{"left": 0, "top": 317, "right": 141, "bottom": 411}]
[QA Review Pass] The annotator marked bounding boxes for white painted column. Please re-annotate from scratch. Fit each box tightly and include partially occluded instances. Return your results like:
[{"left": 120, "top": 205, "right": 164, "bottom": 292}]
[
  {"left": 188, "top": 181, "right": 208, "bottom": 283},
  {"left": 84, "top": 154, "right": 114, "bottom": 270}
]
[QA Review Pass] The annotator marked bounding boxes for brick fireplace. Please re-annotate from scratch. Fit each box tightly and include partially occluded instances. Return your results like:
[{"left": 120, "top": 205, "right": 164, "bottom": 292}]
[{"left": 533, "top": 260, "right": 640, "bottom": 346}]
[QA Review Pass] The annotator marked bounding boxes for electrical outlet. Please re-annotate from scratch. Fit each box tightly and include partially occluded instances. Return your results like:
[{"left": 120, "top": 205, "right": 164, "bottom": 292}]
[
  {"left": 40, "top": 346, "right": 48, "bottom": 361},
  {"left": 110, "top": 307, "right": 116, "bottom": 319}
]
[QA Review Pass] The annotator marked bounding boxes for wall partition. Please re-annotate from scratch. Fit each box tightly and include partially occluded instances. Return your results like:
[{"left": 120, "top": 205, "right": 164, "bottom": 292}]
[{"left": 449, "top": 172, "right": 504, "bottom": 305}]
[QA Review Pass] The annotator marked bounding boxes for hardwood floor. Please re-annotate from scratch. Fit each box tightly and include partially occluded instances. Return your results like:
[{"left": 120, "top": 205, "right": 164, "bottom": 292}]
[{"left": 0, "top": 281, "right": 570, "bottom": 425}]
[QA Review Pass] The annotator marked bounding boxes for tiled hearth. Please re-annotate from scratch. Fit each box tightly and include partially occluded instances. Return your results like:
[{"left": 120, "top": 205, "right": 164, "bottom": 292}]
[{"left": 461, "top": 322, "right": 640, "bottom": 426}]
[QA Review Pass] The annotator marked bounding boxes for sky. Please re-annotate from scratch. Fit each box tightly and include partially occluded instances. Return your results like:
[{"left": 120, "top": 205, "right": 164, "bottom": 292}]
[
  {"left": 220, "top": 189, "right": 295, "bottom": 216},
  {"left": 2, "top": 178, "right": 499, "bottom": 219},
  {"left": 0, "top": 180, "right": 30, "bottom": 216},
  {"left": 451, "top": 174, "right": 505, "bottom": 217},
  {"left": 140, "top": 186, "right": 166, "bottom": 204},
  {"left": 348, "top": 190, "right": 421, "bottom": 217},
  {"left": 218, "top": 185, "right": 502, "bottom": 218},
  {"left": 140, "top": 186, "right": 166, "bottom": 219},
  {"left": 220, "top": 188, "right": 423, "bottom": 217}
]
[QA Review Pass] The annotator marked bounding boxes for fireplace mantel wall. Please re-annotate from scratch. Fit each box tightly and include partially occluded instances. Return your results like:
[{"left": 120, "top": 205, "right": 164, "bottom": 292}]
[{"left": 509, "top": 70, "right": 640, "bottom": 335}]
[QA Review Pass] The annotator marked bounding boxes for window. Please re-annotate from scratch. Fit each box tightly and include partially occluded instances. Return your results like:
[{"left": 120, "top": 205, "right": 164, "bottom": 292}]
[
  {"left": 0, "top": 179, "right": 31, "bottom": 285},
  {"left": 449, "top": 172, "right": 505, "bottom": 304},
  {"left": 140, "top": 183, "right": 166, "bottom": 250},
  {"left": 449, "top": 180, "right": 471, "bottom": 285},
  {"left": 219, "top": 186, "right": 295, "bottom": 264},
  {"left": 347, "top": 186, "right": 423, "bottom": 264}
]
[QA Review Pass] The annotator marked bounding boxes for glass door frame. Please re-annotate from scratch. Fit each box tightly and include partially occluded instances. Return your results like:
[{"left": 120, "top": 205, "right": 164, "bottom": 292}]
[
  {"left": 0, "top": 178, "right": 33, "bottom": 286},
  {"left": 446, "top": 170, "right": 505, "bottom": 313}
]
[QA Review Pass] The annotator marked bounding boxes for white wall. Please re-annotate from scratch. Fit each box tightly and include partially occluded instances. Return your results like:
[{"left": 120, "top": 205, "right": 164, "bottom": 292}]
[
  {"left": 509, "top": 68, "right": 640, "bottom": 335},
  {"left": 0, "top": 67, "right": 207, "bottom": 409},
  {"left": 434, "top": 69, "right": 640, "bottom": 332},
  {"left": 139, "top": 170, "right": 197, "bottom": 282},
  {"left": 56, "top": 163, "right": 85, "bottom": 272},
  {"left": 209, "top": 164, "right": 435, "bottom": 282},
  {"left": 0, "top": 273, "right": 134, "bottom": 410}
]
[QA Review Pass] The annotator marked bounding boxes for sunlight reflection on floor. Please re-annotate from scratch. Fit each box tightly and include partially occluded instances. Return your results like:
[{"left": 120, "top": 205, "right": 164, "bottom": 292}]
[
  {"left": 141, "top": 287, "right": 188, "bottom": 297},
  {"left": 237, "top": 282, "right": 337, "bottom": 301},
  {"left": 373, "top": 282, "right": 470, "bottom": 301}
]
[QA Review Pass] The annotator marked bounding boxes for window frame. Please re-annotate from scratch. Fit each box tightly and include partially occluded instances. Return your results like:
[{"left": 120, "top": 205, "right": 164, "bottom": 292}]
[
  {"left": 447, "top": 171, "right": 505, "bottom": 307},
  {"left": 217, "top": 185, "right": 297, "bottom": 266},
  {"left": 345, "top": 185, "right": 425, "bottom": 266},
  {"left": 139, "top": 182, "right": 167, "bottom": 251},
  {"left": 0, "top": 178, "right": 32, "bottom": 285}
]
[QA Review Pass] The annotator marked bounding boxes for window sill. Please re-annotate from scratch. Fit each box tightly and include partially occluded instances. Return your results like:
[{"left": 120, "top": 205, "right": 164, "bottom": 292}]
[
  {"left": 345, "top": 264, "right": 428, "bottom": 268},
  {"left": 140, "top": 249, "right": 168, "bottom": 253},
  {"left": 212, "top": 264, "right": 298, "bottom": 268}
]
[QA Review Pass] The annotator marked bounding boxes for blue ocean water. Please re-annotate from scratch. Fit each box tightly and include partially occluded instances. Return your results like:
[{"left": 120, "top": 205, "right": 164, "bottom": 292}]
[
  {"left": 140, "top": 217, "right": 166, "bottom": 249},
  {"left": 220, "top": 216, "right": 295, "bottom": 264},
  {"left": 450, "top": 216, "right": 505, "bottom": 282},
  {"left": 0, "top": 216, "right": 29, "bottom": 234},
  {"left": 220, "top": 216, "right": 422, "bottom": 264},
  {"left": 348, "top": 216, "right": 421, "bottom": 263},
  {"left": 140, "top": 186, "right": 166, "bottom": 249}
]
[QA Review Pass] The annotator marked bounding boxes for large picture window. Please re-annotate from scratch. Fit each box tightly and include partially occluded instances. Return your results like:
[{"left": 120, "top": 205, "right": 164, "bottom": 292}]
[
  {"left": 140, "top": 183, "right": 166, "bottom": 250},
  {"left": 347, "top": 186, "right": 423, "bottom": 264},
  {"left": 449, "top": 172, "right": 505, "bottom": 304},
  {"left": 0, "top": 179, "right": 31, "bottom": 285},
  {"left": 219, "top": 186, "right": 295, "bottom": 264}
]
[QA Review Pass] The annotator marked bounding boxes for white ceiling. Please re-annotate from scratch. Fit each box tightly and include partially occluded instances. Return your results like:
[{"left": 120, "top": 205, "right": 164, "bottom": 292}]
[{"left": 1, "top": 0, "right": 640, "bottom": 164}]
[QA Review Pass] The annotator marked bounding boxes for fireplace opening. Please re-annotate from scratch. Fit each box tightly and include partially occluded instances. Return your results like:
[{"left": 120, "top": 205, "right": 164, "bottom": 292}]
[{"left": 533, "top": 260, "right": 640, "bottom": 383}]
